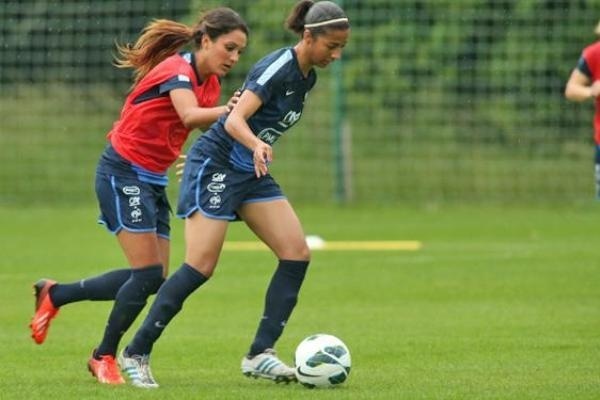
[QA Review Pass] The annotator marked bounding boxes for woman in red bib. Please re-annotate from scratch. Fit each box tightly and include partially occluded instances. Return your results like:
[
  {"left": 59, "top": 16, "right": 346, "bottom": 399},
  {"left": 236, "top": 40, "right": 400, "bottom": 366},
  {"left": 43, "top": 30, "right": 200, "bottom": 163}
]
[{"left": 29, "top": 8, "right": 248, "bottom": 385}]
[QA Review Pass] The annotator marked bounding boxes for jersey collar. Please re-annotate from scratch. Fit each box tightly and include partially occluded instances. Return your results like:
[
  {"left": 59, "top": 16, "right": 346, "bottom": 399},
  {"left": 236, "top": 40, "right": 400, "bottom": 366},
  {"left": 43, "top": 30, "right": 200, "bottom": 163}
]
[{"left": 188, "top": 51, "right": 203, "bottom": 83}]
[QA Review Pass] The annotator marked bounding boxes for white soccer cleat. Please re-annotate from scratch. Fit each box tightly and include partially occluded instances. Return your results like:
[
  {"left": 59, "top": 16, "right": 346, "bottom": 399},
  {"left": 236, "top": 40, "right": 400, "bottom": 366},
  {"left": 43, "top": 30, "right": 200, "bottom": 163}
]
[
  {"left": 118, "top": 349, "right": 159, "bottom": 389},
  {"left": 241, "top": 348, "right": 296, "bottom": 384}
]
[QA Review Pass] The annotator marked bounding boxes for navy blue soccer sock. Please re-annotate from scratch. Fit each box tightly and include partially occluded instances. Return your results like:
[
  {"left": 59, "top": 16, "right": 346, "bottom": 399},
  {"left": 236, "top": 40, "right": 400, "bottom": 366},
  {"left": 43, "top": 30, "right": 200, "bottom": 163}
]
[
  {"left": 126, "top": 263, "right": 208, "bottom": 356},
  {"left": 248, "top": 259, "right": 309, "bottom": 356},
  {"left": 95, "top": 265, "right": 164, "bottom": 357},
  {"left": 50, "top": 268, "right": 133, "bottom": 307}
]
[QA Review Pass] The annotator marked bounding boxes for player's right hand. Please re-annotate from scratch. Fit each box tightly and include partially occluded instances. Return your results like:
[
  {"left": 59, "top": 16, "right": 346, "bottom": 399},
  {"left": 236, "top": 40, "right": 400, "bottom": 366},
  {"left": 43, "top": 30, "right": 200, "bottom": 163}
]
[{"left": 253, "top": 142, "right": 272, "bottom": 178}]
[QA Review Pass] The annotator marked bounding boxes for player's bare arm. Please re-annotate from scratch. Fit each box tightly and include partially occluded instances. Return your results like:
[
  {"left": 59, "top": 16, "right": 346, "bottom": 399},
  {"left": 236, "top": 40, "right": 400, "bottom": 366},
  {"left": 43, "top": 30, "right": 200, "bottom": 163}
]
[
  {"left": 224, "top": 90, "right": 273, "bottom": 177},
  {"left": 170, "top": 88, "right": 228, "bottom": 130},
  {"left": 565, "top": 68, "right": 600, "bottom": 101}
]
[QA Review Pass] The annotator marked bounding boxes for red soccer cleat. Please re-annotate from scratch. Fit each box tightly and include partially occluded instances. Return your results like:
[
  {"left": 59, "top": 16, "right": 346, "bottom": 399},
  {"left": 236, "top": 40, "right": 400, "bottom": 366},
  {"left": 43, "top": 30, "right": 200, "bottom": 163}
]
[
  {"left": 88, "top": 352, "right": 126, "bottom": 385},
  {"left": 29, "top": 279, "right": 59, "bottom": 344}
]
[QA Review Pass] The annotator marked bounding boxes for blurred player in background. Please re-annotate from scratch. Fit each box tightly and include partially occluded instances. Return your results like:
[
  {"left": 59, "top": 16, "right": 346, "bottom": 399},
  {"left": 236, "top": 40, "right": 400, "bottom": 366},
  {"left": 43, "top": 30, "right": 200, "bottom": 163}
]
[
  {"left": 565, "top": 20, "right": 600, "bottom": 196},
  {"left": 118, "top": 0, "right": 350, "bottom": 389},
  {"left": 29, "top": 8, "right": 248, "bottom": 385}
]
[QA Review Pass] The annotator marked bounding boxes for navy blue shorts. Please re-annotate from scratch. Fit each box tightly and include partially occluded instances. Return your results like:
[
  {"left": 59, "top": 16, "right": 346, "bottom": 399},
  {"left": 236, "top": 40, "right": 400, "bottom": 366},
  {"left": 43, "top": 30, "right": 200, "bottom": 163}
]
[
  {"left": 95, "top": 146, "right": 171, "bottom": 238},
  {"left": 177, "top": 149, "right": 285, "bottom": 221}
]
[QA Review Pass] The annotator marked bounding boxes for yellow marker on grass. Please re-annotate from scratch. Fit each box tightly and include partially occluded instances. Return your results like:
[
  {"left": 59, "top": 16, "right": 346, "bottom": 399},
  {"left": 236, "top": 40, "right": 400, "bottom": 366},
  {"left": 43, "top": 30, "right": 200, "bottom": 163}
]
[{"left": 223, "top": 236, "right": 422, "bottom": 251}]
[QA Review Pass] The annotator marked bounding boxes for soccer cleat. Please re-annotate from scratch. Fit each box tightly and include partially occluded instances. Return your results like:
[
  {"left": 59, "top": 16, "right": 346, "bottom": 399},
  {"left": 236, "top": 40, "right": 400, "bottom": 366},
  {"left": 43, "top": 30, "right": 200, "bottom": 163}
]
[
  {"left": 29, "top": 279, "right": 59, "bottom": 344},
  {"left": 118, "top": 349, "right": 159, "bottom": 388},
  {"left": 87, "top": 352, "right": 126, "bottom": 385},
  {"left": 241, "top": 348, "right": 296, "bottom": 384}
]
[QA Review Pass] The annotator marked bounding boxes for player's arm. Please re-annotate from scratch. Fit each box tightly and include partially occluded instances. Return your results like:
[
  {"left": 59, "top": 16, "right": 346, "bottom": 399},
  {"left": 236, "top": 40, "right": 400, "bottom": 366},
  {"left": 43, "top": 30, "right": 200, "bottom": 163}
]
[
  {"left": 565, "top": 68, "right": 595, "bottom": 101},
  {"left": 564, "top": 55, "right": 600, "bottom": 102},
  {"left": 224, "top": 90, "right": 272, "bottom": 178},
  {"left": 170, "top": 88, "right": 231, "bottom": 131}
]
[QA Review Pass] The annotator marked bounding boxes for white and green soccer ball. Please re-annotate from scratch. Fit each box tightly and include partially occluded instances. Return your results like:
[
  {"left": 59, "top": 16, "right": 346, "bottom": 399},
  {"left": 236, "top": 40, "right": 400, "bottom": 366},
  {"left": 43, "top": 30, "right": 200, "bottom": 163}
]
[{"left": 294, "top": 333, "right": 351, "bottom": 388}]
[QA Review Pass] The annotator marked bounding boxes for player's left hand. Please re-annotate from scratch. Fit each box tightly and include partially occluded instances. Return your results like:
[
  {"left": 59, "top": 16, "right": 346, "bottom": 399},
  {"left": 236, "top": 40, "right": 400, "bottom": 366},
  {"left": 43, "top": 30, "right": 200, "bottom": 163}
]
[{"left": 225, "top": 89, "right": 242, "bottom": 113}]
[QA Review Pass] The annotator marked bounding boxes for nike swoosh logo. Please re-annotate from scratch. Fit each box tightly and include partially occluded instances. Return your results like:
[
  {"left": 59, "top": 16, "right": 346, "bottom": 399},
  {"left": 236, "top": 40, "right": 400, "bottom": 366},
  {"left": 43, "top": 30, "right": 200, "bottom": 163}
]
[
  {"left": 286, "top": 90, "right": 295, "bottom": 96},
  {"left": 154, "top": 321, "right": 166, "bottom": 329},
  {"left": 296, "top": 366, "right": 320, "bottom": 377}
]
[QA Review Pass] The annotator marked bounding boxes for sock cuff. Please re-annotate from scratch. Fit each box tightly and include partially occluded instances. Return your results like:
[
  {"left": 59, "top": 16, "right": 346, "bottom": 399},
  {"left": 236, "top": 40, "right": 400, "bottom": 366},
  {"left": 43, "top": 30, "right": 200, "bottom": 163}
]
[
  {"left": 277, "top": 259, "right": 309, "bottom": 279},
  {"left": 181, "top": 263, "right": 209, "bottom": 284},
  {"left": 278, "top": 259, "right": 310, "bottom": 267},
  {"left": 131, "top": 264, "right": 163, "bottom": 277}
]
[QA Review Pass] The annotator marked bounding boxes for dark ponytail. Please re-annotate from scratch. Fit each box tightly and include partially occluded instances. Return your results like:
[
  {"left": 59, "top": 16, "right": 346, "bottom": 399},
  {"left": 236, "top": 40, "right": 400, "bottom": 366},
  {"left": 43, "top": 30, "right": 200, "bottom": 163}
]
[{"left": 285, "top": 0, "right": 314, "bottom": 35}]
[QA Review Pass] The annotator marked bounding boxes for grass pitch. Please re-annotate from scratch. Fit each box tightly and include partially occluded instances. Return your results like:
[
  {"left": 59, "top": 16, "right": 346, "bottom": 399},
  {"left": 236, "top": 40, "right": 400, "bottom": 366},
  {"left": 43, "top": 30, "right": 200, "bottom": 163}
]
[{"left": 1, "top": 204, "right": 599, "bottom": 399}]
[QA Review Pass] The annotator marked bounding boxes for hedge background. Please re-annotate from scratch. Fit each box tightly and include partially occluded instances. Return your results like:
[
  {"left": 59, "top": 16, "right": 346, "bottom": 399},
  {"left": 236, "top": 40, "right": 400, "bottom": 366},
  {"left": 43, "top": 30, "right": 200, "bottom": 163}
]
[{"left": 1, "top": 0, "right": 599, "bottom": 205}]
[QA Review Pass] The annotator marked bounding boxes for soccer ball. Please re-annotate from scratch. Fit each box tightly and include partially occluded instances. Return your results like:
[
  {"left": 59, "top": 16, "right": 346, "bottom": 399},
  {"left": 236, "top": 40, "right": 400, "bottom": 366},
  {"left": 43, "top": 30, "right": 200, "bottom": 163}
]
[{"left": 294, "top": 333, "right": 351, "bottom": 388}]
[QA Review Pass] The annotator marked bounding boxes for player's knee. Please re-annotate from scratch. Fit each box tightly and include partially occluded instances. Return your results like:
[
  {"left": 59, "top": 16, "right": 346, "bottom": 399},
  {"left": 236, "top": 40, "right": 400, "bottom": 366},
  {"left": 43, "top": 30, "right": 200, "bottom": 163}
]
[
  {"left": 134, "top": 264, "right": 165, "bottom": 294},
  {"left": 185, "top": 260, "right": 217, "bottom": 278},
  {"left": 277, "top": 240, "right": 311, "bottom": 261},
  {"left": 300, "top": 245, "right": 311, "bottom": 261}
]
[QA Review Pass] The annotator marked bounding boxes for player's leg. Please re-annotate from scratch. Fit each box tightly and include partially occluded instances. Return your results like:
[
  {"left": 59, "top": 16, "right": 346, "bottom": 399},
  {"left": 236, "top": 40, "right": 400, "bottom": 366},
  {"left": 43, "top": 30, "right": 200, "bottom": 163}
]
[
  {"left": 120, "top": 212, "right": 228, "bottom": 388},
  {"left": 121, "top": 148, "right": 240, "bottom": 388},
  {"left": 30, "top": 241, "right": 169, "bottom": 345},
  {"left": 88, "top": 174, "right": 169, "bottom": 384},
  {"left": 29, "top": 269, "right": 132, "bottom": 345},
  {"left": 238, "top": 198, "right": 310, "bottom": 382},
  {"left": 43, "top": 269, "right": 133, "bottom": 305}
]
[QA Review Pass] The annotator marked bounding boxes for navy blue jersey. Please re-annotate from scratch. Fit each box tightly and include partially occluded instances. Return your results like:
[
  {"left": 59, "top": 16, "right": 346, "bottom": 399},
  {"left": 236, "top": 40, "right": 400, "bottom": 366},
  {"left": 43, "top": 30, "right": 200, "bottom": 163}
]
[{"left": 199, "top": 47, "right": 317, "bottom": 172}]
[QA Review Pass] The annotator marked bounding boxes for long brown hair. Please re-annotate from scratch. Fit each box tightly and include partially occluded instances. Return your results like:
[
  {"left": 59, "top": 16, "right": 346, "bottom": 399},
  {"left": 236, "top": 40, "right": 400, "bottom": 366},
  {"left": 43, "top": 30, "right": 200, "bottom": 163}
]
[{"left": 115, "top": 8, "right": 248, "bottom": 86}]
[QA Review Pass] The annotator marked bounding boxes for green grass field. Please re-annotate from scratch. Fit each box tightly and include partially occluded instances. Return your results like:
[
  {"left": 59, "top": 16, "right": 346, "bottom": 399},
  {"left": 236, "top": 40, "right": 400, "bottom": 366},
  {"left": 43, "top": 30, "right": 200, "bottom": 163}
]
[{"left": 1, "top": 204, "right": 599, "bottom": 399}]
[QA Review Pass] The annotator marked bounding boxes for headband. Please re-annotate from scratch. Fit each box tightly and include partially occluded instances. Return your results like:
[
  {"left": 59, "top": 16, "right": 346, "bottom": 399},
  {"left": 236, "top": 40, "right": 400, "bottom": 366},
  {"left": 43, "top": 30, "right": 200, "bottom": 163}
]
[{"left": 304, "top": 17, "right": 349, "bottom": 28}]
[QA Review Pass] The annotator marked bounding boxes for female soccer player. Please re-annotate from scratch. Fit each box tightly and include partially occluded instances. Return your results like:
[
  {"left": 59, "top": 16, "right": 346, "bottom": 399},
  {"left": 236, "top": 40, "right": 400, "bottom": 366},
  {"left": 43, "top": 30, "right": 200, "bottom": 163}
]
[
  {"left": 118, "top": 0, "right": 350, "bottom": 389},
  {"left": 565, "top": 20, "right": 600, "bottom": 196},
  {"left": 29, "top": 8, "right": 248, "bottom": 385}
]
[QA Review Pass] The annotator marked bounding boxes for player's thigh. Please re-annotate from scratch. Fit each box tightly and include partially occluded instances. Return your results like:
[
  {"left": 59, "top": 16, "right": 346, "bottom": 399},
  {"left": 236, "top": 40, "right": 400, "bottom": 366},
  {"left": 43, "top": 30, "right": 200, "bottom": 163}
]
[
  {"left": 184, "top": 211, "right": 229, "bottom": 277},
  {"left": 116, "top": 230, "right": 163, "bottom": 268},
  {"left": 238, "top": 199, "right": 310, "bottom": 261}
]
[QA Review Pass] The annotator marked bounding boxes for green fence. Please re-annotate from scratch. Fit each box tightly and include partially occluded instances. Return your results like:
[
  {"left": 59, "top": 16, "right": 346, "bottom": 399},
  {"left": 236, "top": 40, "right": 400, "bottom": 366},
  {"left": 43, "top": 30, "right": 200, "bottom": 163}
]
[{"left": 1, "top": 0, "right": 598, "bottom": 206}]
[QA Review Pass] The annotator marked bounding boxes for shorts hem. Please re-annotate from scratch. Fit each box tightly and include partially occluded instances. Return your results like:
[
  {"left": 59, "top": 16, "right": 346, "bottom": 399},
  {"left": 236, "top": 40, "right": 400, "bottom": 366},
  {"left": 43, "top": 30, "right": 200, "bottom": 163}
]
[
  {"left": 178, "top": 207, "right": 237, "bottom": 221},
  {"left": 242, "top": 195, "right": 286, "bottom": 205},
  {"left": 97, "top": 218, "right": 158, "bottom": 235}
]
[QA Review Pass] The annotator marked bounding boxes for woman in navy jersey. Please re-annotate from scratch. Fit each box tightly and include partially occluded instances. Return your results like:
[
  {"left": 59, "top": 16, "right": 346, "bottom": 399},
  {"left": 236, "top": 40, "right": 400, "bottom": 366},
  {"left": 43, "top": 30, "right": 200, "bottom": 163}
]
[
  {"left": 120, "top": 0, "right": 350, "bottom": 388},
  {"left": 565, "top": 20, "right": 600, "bottom": 196},
  {"left": 29, "top": 8, "right": 248, "bottom": 385}
]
